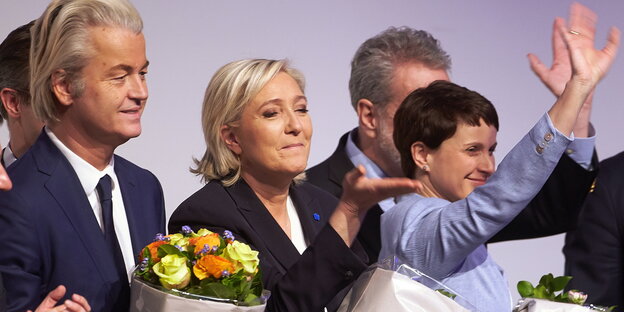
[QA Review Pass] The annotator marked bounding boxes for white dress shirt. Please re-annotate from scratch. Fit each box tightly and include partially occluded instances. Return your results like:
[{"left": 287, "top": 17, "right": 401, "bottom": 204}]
[
  {"left": 287, "top": 195, "right": 308, "bottom": 254},
  {"left": 2, "top": 145, "right": 17, "bottom": 167},
  {"left": 45, "top": 128, "right": 135, "bottom": 279}
]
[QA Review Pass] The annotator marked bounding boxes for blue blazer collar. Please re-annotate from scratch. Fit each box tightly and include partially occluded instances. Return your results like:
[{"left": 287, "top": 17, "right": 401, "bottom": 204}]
[{"left": 32, "top": 131, "right": 140, "bottom": 278}]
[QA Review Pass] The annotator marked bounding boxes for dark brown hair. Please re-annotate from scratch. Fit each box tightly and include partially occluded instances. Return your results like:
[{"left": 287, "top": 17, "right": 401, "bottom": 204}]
[
  {"left": 393, "top": 80, "right": 499, "bottom": 178},
  {"left": 0, "top": 21, "right": 34, "bottom": 123}
]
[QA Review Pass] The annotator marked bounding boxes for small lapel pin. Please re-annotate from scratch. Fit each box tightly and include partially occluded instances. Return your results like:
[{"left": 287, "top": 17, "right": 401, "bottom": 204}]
[{"left": 313, "top": 213, "right": 320, "bottom": 221}]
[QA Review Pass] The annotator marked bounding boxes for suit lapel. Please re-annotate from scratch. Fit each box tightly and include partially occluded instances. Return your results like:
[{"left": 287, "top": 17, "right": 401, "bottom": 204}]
[
  {"left": 226, "top": 181, "right": 301, "bottom": 271},
  {"left": 289, "top": 185, "right": 323, "bottom": 243},
  {"left": 327, "top": 132, "right": 356, "bottom": 192},
  {"left": 34, "top": 133, "right": 119, "bottom": 282},
  {"left": 114, "top": 158, "right": 141, "bottom": 263}
]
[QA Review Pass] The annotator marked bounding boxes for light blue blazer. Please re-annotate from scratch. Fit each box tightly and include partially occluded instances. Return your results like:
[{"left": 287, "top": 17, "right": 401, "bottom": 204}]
[{"left": 380, "top": 114, "right": 572, "bottom": 312}]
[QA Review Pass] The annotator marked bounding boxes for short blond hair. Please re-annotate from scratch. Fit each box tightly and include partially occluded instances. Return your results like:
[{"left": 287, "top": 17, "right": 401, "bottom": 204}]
[
  {"left": 192, "top": 59, "right": 306, "bottom": 186},
  {"left": 30, "top": 0, "right": 143, "bottom": 122}
]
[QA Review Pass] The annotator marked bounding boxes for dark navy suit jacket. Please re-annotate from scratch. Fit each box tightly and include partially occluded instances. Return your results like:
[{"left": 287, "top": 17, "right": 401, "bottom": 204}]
[
  {"left": 0, "top": 131, "right": 165, "bottom": 312},
  {"left": 169, "top": 179, "right": 367, "bottom": 312}
]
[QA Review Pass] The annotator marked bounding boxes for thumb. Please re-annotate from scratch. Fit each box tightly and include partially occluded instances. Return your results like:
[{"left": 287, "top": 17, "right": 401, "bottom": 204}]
[
  {"left": 36, "top": 285, "right": 66, "bottom": 311},
  {"left": 527, "top": 53, "right": 549, "bottom": 79}
]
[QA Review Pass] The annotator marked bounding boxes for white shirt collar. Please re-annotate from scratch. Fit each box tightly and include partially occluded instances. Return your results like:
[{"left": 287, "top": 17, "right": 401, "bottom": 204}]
[
  {"left": 2, "top": 144, "right": 17, "bottom": 167},
  {"left": 344, "top": 128, "right": 389, "bottom": 179},
  {"left": 45, "top": 127, "right": 116, "bottom": 196},
  {"left": 344, "top": 129, "right": 396, "bottom": 211}
]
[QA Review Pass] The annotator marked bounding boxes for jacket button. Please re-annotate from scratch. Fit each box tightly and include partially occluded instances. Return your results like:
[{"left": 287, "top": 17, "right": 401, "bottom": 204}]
[
  {"left": 535, "top": 145, "right": 544, "bottom": 154},
  {"left": 544, "top": 132, "right": 553, "bottom": 142},
  {"left": 345, "top": 270, "right": 354, "bottom": 280}
]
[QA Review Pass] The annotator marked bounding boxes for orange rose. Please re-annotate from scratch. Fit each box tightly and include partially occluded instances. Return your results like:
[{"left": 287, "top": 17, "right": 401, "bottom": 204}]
[
  {"left": 145, "top": 240, "right": 167, "bottom": 262},
  {"left": 190, "top": 233, "right": 221, "bottom": 254},
  {"left": 193, "top": 255, "right": 234, "bottom": 280}
]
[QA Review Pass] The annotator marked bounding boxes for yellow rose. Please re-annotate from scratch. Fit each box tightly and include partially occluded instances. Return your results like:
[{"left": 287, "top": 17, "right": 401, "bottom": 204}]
[
  {"left": 153, "top": 254, "right": 191, "bottom": 290},
  {"left": 166, "top": 233, "right": 185, "bottom": 246},
  {"left": 194, "top": 228, "right": 214, "bottom": 237},
  {"left": 223, "top": 241, "right": 259, "bottom": 274}
]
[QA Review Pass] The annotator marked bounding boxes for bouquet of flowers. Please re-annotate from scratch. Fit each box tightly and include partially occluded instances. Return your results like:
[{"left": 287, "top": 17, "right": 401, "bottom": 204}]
[
  {"left": 513, "top": 273, "right": 614, "bottom": 312},
  {"left": 131, "top": 226, "right": 267, "bottom": 311}
]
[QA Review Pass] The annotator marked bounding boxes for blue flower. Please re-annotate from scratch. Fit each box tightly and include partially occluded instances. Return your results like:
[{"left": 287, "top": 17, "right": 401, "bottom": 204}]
[
  {"left": 181, "top": 225, "right": 192, "bottom": 235},
  {"left": 223, "top": 230, "right": 235, "bottom": 242}
]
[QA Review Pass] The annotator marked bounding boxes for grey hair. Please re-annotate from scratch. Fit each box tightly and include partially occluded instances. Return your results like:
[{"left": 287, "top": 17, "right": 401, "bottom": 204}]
[
  {"left": 348, "top": 26, "right": 451, "bottom": 110},
  {"left": 30, "top": 0, "right": 143, "bottom": 122},
  {"left": 192, "top": 59, "right": 306, "bottom": 187}
]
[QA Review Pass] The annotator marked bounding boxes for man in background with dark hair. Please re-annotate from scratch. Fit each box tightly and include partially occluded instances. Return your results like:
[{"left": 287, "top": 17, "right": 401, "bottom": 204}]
[
  {"left": 307, "top": 25, "right": 597, "bottom": 264},
  {"left": 0, "top": 21, "right": 44, "bottom": 167}
]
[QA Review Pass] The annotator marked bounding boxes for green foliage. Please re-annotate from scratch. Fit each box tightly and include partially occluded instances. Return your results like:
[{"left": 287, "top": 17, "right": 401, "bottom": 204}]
[
  {"left": 435, "top": 289, "right": 457, "bottom": 299},
  {"left": 517, "top": 281, "right": 534, "bottom": 298},
  {"left": 158, "top": 244, "right": 183, "bottom": 257},
  {"left": 137, "top": 228, "right": 265, "bottom": 306},
  {"left": 518, "top": 274, "right": 572, "bottom": 301},
  {"left": 517, "top": 273, "right": 585, "bottom": 306}
]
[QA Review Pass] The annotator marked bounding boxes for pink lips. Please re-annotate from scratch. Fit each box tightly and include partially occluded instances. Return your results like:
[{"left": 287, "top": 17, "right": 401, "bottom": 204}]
[
  {"left": 466, "top": 176, "right": 488, "bottom": 186},
  {"left": 282, "top": 143, "right": 304, "bottom": 150}
]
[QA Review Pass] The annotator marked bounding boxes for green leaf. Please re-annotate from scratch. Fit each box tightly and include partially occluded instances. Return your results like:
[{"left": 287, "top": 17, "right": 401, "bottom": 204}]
[
  {"left": 250, "top": 271, "right": 263, "bottom": 296},
  {"left": 517, "top": 281, "right": 534, "bottom": 298},
  {"left": 243, "top": 293, "right": 259, "bottom": 304},
  {"left": 551, "top": 276, "right": 572, "bottom": 292},
  {"left": 554, "top": 292, "right": 568, "bottom": 303},
  {"left": 158, "top": 244, "right": 182, "bottom": 257},
  {"left": 199, "top": 282, "right": 237, "bottom": 299},
  {"left": 435, "top": 289, "right": 457, "bottom": 300},
  {"left": 539, "top": 273, "right": 554, "bottom": 291},
  {"left": 533, "top": 285, "right": 551, "bottom": 299}
]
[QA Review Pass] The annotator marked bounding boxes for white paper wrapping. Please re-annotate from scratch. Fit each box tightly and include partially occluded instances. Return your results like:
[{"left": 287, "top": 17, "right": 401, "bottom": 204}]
[
  {"left": 337, "top": 267, "right": 469, "bottom": 312},
  {"left": 514, "top": 298, "right": 598, "bottom": 312},
  {"left": 130, "top": 276, "right": 266, "bottom": 312}
]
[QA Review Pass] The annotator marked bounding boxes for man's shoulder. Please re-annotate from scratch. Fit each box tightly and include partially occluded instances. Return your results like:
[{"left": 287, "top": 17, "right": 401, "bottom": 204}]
[
  {"left": 306, "top": 132, "right": 353, "bottom": 197},
  {"left": 591, "top": 151, "right": 624, "bottom": 194}
]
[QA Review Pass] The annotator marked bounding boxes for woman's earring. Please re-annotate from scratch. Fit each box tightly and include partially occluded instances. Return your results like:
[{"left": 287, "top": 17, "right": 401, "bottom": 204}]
[{"left": 422, "top": 165, "right": 429, "bottom": 171}]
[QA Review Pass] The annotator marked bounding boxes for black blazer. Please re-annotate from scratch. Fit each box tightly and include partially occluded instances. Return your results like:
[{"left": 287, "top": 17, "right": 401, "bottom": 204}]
[
  {"left": 0, "top": 131, "right": 166, "bottom": 312},
  {"left": 306, "top": 130, "right": 598, "bottom": 263},
  {"left": 169, "top": 179, "right": 367, "bottom": 312},
  {"left": 0, "top": 275, "right": 5, "bottom": 312},
  {"left": 564, "top": 151, "right": 624, "bottom": 309}
]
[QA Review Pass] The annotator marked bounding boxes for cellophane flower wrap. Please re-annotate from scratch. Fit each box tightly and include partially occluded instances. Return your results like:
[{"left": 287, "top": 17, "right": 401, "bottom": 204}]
[
  {"left": 134, "top": 226, "right": 265, "bottom": 307},
  {"left": 338, "top": 256, "right": 475, "bottom": 312}
]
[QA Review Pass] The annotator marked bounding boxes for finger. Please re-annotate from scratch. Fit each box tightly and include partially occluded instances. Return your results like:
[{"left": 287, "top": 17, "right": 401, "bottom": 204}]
[
  {"left": 372, "top": 177, "right": 421, "bottom": 198},
  {"left": 344, "top": 165, "right": 366, "bottom": 183},
  {"left": 552, "top": 18, "right": 571, "bottom": 61},
  {"left": 64, "top": 298, "right": 88, "bottom": 312},
  {"left": 71, "top": 293, "right": 91, "bottom": 311},
  {"left": 527, "top": 53, "right": 549, "bottom": 79},
  {"left": 38, "top": 285, "right": 67, "bottom": 310},
  {"left": 569, "top": 2, "right": 597, "bottom": 41},
  {"left": 0, "top": 162, "right": 12, "bottom": 191},
  {"left": 601, "top": 26, "right": 621, "bottom": 60}
]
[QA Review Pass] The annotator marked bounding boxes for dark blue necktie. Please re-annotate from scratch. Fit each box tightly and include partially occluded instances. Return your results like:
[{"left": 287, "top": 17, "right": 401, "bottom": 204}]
[{"left": 96, "top": 174, "right": 128, "bottom": 284}]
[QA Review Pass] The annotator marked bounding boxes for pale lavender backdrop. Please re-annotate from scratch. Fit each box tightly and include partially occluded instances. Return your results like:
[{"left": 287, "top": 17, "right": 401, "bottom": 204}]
[{"left": 2, "top": 0, "right": 623, "bottom": 303}]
